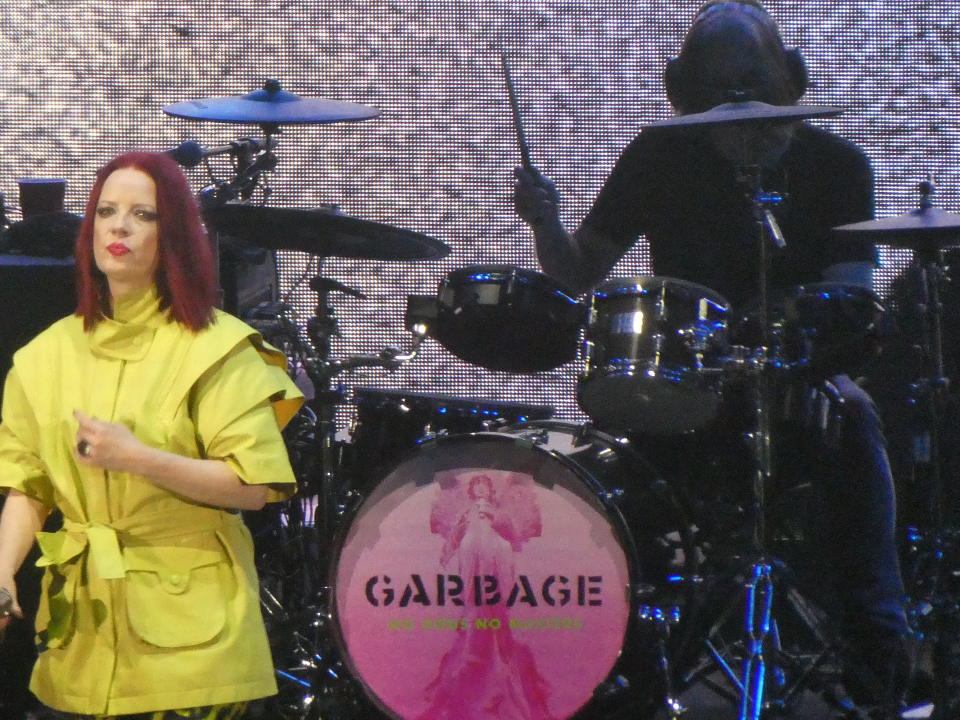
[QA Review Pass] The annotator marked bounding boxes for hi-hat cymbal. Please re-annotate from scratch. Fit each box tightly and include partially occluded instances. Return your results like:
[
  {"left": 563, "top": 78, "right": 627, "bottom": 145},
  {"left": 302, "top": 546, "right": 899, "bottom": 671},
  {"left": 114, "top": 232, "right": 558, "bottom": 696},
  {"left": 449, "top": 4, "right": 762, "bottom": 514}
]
[
  {"left": 833, "top": 207, "right": 960, "bottom": 249},
  {"left": 163, "top": 80, "right": 380, "bottom": 125},
  {"left": 645, "top": 100, "right": 843, "bottom": 129},
  {"left": 203, "top": 205, "right": 450, "bottom": 261}
]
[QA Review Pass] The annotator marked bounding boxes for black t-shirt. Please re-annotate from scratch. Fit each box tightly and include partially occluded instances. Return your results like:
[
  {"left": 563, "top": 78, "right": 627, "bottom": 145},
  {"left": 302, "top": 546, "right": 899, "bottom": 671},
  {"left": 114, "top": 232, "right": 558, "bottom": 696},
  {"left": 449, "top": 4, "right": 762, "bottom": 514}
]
[{"left": 582, "top": 122, "right": 877, "bottom": 309}]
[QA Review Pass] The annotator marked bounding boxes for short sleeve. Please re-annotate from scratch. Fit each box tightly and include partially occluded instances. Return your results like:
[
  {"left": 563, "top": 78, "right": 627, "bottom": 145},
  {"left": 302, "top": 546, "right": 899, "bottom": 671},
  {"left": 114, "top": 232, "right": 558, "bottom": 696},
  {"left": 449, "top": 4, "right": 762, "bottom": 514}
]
[
  {"left": 582, "top": 129, "right": 688, "bottom": 252},
  {"left": 582, "top": 132, "right": 651, "bottom": 250},
  {"left": 0, "top": 368, "right": 55, "bottom": 506},
  {"left": 190, "top": 339, "right": 303, "bottom": 503}
]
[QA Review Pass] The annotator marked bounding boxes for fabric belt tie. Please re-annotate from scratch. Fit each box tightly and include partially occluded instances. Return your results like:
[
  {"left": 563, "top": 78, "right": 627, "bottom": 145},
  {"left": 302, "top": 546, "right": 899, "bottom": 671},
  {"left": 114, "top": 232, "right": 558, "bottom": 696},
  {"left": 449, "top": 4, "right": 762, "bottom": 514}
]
[{"left": 36, "top": 506, "right": 233, "bottom": 579}]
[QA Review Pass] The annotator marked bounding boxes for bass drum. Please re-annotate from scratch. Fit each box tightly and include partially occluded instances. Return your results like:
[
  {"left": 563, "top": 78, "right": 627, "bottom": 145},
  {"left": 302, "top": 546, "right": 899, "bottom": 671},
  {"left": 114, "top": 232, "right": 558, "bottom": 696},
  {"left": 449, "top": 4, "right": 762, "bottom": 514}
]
[{"left": 330, "top": 423, "right": 698, "bottom": 720}]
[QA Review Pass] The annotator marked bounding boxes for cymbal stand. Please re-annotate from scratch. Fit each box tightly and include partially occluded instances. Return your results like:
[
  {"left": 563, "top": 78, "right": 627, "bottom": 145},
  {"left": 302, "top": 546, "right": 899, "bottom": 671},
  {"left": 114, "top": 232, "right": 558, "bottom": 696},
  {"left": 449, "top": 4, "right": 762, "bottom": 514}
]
[
  {"left": 740, "top": 163, "right": 782, "bottom": 720},
  {"left": 898, "top": 182, "right": 959, "bottom": 720},
  {"left": 256, "top": 275, "right": 426, "bottom": 718},
  {"left": 905, "top": 182, "right": 952, "bottom": 530},
  {"left": 300, "top": 275, "right": 427, "bottom": 548},
  {"left": 687, "top": 162, "right": 847, "bottom": 719}
]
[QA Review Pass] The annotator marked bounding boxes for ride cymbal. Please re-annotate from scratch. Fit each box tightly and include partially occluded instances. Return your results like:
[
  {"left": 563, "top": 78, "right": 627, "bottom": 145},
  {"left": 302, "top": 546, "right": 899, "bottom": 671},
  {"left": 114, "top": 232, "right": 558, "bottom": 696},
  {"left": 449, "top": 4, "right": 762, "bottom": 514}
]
[
  {"left": 163, "top": 80, "right": 380, "bottom": 125},
  {"left": 834, "top": 207, "right": 960, "bottom": 249},
  {"left": 203, "top": 205, "right": 450, "bottom": 261}
]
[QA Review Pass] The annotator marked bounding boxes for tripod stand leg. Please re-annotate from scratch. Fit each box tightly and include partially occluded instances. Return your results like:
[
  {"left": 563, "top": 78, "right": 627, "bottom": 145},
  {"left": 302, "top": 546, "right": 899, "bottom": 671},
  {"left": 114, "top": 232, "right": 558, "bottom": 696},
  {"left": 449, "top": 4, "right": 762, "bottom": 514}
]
[{"left": 739, "top": 563, "right": 774, "bottom": 720}]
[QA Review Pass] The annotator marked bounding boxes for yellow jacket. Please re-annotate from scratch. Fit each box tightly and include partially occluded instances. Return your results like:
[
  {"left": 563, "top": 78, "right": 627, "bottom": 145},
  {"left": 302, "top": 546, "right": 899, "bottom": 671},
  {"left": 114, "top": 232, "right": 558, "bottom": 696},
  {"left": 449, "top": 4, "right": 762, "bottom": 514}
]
[{"left": 0, "top": 287, "right": 303, "bottom": 715}]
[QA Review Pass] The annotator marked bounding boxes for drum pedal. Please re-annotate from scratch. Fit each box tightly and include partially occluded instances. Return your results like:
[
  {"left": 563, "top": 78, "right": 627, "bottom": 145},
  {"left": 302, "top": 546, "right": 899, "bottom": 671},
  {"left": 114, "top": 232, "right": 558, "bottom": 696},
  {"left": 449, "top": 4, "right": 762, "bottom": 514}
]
[{"left": 638, "top": 604, "right": 687, "bottom": 719}]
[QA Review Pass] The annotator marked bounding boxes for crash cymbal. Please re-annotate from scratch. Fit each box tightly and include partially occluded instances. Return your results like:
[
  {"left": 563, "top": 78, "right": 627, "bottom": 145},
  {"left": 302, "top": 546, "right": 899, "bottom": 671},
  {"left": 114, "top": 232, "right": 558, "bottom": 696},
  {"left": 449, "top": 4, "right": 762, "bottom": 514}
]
[
  {"left": 646, "top": 100, "right": 843, "bottom": 129},
  {"left": 203, "top": 205, "right": 450, "bottom": 261},
  {"left": 833, "top": 207, "right": 960, "bottom": 249},
  {"left": 163, "top": 80, "right": 379, "bottom": 125}
]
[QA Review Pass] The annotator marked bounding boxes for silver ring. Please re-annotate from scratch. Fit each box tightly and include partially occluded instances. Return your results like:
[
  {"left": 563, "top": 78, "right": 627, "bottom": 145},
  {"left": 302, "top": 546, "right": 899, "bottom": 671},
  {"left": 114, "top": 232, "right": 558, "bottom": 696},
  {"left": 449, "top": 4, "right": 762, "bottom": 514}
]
[{"left": 77, "top": 440, "right": 92, "bottom": 457}]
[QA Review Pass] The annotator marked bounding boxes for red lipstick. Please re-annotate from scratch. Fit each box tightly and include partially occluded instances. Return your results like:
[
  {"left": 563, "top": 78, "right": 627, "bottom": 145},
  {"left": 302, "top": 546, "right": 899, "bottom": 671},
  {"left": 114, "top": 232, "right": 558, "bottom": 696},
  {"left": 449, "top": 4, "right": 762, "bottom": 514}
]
[{"left": 107, "top": 243, "right": 130, "bottom": 256}]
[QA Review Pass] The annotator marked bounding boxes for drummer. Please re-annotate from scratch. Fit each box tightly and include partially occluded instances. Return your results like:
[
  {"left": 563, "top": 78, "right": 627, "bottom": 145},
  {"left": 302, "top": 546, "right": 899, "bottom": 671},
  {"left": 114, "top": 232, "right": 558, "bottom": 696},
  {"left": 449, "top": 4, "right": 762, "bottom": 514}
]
[{"left": 514, "top": 1, "right": 909, "bottom": 717}]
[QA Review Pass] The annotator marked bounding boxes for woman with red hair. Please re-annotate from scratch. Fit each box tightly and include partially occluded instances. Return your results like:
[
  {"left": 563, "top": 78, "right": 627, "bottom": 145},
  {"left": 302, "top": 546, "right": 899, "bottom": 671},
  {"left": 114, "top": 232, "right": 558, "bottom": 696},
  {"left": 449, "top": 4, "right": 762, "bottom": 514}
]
[{"left": 0, "top": 152, "right": 303, "bottom": 719}]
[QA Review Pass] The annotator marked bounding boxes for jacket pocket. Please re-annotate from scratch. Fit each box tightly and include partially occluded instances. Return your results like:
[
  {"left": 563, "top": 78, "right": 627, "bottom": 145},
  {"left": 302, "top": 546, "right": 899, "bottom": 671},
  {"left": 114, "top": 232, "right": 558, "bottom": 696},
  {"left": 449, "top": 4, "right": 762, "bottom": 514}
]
[{"left": 124, "top": 542, "right": 227, "bottom": 648}]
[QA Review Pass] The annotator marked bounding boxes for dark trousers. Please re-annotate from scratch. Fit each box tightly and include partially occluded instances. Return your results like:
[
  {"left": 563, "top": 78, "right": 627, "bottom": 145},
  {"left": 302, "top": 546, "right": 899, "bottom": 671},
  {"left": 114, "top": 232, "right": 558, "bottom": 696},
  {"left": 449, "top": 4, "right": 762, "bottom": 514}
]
[{"left": 623, "top": 372, "right": 909, "bottom": 644}]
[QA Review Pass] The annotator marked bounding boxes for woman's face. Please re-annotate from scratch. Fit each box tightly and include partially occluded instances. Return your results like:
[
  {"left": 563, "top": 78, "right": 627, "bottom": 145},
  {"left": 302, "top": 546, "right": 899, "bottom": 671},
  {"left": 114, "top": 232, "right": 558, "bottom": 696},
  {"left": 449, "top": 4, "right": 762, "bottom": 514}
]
[
  {"left": 93, "top": 167, "right": 160, "bottom": 299},
  {"left": 469, "top": 476, "right": 493, "bottom": 500}
]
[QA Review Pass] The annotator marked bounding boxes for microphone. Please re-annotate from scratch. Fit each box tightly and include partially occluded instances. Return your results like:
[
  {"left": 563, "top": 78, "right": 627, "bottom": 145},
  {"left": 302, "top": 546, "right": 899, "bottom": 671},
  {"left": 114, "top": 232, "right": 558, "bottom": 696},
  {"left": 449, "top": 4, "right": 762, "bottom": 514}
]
[{"left": 166, "top": 138, "right": 266, "bottom": 168}]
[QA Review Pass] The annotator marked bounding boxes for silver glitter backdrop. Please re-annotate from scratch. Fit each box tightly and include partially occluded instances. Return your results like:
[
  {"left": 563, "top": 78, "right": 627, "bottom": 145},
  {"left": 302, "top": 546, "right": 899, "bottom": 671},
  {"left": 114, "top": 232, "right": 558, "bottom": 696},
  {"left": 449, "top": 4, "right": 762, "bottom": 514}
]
[{"left": 0, "top": 1, "right": 957, "bottom": 423}]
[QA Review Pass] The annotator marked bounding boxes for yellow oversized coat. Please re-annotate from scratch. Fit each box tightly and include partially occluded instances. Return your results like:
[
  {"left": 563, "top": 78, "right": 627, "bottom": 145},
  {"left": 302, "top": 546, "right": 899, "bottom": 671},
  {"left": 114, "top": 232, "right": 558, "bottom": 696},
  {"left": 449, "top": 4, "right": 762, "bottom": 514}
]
[{"left": 0, "top": 288, "right": 303, "bottom": 715}]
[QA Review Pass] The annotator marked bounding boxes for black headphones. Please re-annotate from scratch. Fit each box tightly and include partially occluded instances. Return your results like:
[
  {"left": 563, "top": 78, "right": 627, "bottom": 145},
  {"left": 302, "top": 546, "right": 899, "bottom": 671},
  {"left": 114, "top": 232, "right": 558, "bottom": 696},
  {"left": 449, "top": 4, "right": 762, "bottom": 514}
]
[{"left": 663, "top": 0, "right": 808, "bottom": 110}]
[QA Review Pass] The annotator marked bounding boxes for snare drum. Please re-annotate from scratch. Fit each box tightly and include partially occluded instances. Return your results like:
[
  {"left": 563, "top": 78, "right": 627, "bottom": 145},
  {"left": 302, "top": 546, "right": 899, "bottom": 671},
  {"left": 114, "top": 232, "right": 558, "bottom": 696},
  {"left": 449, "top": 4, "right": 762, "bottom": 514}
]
[
  {"left": 434, "top": 265, "right": 587, "bottom": 373},
  {"left": 331, "top": 423, "right": 695, "bottom": 719},
  {"left": 579, "top": 276, "right": 731, "bottom": 435}
]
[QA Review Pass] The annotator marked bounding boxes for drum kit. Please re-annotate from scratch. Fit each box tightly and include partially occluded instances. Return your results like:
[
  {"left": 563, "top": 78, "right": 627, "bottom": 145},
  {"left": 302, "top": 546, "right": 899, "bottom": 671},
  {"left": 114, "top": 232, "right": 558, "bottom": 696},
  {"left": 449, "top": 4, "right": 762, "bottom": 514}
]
[{"left": 156, "top": 81, "right": 960, "bottom": 719}]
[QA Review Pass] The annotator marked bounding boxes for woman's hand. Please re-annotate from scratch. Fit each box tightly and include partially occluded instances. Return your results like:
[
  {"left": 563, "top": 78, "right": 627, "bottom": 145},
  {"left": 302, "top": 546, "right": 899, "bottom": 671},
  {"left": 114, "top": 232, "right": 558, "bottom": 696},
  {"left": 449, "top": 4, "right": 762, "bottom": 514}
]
[
  {"left": 73, "top": 410, "right": 268, "bottom": 510},
  {"left": 0, "top": 579, "right": 23, "bottom": 632},
  {"left": 74, "top": 410, "right": 147, "bottom": 474}
]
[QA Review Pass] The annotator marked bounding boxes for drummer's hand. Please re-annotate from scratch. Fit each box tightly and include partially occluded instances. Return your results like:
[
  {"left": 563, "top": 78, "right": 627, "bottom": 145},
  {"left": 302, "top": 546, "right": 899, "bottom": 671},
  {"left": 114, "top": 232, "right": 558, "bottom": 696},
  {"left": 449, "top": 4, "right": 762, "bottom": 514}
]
[
  {"left": 74, "top": 410, "right": 147, "bottom": 474},
  {"left": 513, "top": 165, "right": 560, "bottom": 227},
  {"left": 0, "top": 580, "right": 23, "bottom": 632}
]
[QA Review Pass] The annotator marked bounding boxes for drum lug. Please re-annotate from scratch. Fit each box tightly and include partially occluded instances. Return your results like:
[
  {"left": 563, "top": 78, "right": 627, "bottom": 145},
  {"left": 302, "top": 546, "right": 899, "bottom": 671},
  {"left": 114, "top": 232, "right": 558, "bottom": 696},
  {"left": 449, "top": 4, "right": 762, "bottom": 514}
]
[
  {"left": 638, "top": 603, "right": 681, "bottom": 627},
  {"left": 523, "top": 427, "right": 551, "bottom": 446}
]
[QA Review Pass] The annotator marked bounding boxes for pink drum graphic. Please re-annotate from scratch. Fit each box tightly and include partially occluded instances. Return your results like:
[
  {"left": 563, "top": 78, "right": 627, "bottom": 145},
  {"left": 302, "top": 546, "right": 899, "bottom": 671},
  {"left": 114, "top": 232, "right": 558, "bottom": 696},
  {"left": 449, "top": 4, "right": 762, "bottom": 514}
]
[{"left": 332, "top": 433, "right": 634, "bottom": 720}]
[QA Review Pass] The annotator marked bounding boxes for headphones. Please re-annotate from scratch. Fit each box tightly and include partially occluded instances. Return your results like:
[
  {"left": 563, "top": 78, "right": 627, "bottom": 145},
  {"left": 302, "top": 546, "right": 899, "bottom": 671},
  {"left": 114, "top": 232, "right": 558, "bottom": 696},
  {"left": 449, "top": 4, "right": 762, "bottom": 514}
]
[{"left": 663, "top": 0, "right": 808, "bottom": 110}]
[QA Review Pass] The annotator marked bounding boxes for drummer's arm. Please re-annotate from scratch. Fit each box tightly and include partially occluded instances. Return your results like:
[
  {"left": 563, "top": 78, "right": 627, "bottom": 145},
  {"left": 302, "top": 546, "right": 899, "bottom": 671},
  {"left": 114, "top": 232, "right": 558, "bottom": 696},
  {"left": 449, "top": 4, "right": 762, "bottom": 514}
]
[
  {"left": 823, "top": 261, "right": 874, "bottom": 288},
  {"left": 536, "top": 221, "right": 624, "bottom": 295},
  {"left": 514, "top": 166, "right": 624, "bottom": 294}
]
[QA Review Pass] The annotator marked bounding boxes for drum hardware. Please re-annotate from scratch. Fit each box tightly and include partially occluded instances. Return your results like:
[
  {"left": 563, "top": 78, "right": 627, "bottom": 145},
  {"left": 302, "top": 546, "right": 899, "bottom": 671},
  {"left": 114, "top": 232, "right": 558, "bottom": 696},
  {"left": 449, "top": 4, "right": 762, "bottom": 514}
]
[
  {"left": 664, "top": 157, "right": 863, "bottom": 719},
  {"left": 837, "top": 180, "right": 960, "bottom": 719},
  {"left": 244, "top": 276, "right": 433, "bottom": 720},
  {"left": 638, "top": 604, "right": 687, "bottom": 720},
  {"left": 158, "top": 85, "right": 447, "bottom": 715},
  {"left": 836, "top": 181, "right": 956, "bottom": 527}
]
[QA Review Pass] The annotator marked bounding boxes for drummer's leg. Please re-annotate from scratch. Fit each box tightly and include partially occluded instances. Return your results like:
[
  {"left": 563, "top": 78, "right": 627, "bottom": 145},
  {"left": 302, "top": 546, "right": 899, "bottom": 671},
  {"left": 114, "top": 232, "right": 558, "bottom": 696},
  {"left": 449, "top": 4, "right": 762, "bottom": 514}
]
[{"left": 821, "top": 373, "right": 911, "bottom": 711}]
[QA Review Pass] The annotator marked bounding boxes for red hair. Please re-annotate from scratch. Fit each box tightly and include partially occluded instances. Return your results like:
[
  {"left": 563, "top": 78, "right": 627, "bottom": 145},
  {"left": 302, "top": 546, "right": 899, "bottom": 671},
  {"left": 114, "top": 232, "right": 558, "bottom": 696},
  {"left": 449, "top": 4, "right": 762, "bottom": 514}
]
[{"left": 75, "top": 152, "right": 218, "bottom": 331}]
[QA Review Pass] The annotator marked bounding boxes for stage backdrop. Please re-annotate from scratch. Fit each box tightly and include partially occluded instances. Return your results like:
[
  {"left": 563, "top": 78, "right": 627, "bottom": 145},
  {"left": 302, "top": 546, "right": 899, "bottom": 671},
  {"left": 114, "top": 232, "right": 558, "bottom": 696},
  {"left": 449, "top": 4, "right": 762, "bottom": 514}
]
[{"left": 0, "top": 0, "right": 957, "bottom": 424}]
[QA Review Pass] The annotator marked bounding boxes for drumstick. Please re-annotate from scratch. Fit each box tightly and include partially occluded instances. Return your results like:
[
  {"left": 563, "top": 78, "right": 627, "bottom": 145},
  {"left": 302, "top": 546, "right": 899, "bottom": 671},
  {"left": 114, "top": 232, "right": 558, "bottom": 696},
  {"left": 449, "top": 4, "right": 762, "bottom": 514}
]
[{"left": 500, "top": 52, "right": 534, "bottom": 170}]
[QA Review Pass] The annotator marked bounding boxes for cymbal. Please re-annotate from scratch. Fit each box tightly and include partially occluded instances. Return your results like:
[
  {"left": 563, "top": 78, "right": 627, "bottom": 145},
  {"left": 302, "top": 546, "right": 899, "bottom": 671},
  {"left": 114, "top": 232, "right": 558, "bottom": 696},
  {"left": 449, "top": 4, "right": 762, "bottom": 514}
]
[
  {"left": 163, "top": 80, "right": 380, "bottom": 125},
  {"left": 646, "top": 100, "right": 843, "bottom": 129},
  {"left": 833, "top": 207, "right": 960, "bottom": 249},
  {"left": 203, "top": 205, "right": 450, "bottom": 261}
]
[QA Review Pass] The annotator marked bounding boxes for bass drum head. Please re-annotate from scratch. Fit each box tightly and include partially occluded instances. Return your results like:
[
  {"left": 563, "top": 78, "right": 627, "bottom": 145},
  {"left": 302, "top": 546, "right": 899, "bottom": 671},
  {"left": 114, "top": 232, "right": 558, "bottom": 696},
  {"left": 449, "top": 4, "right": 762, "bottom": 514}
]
[{"left": 331, "top": 431, "right": 641, "bottom": 720}]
